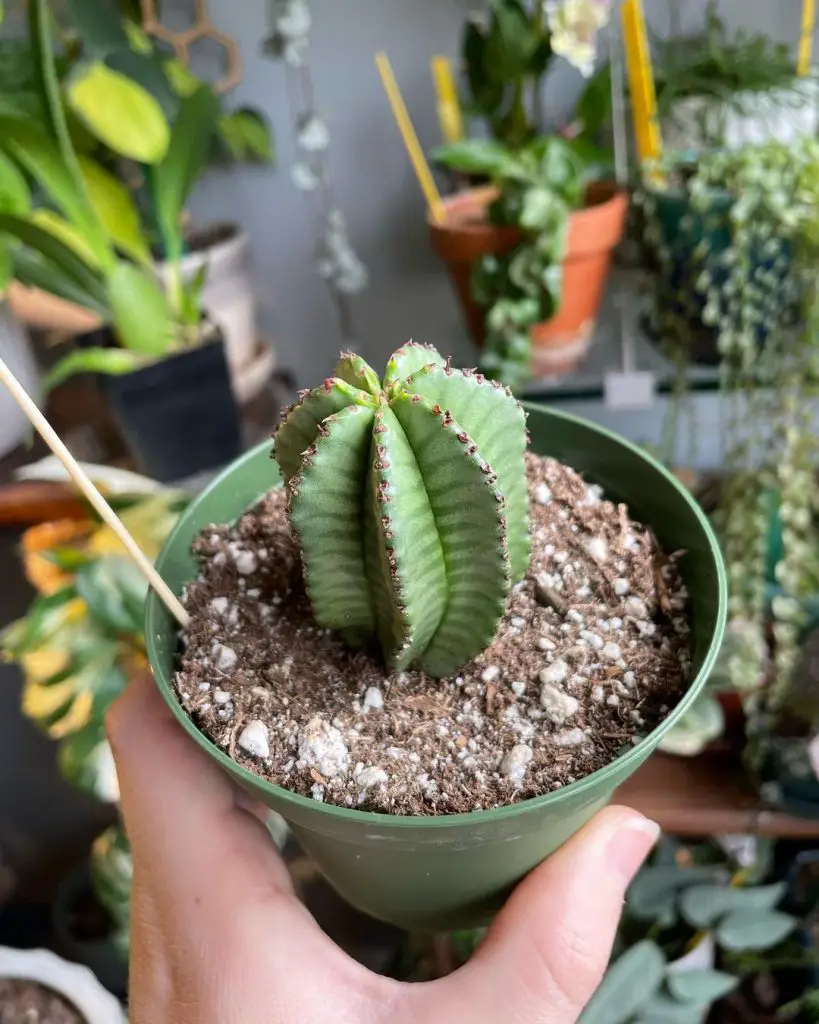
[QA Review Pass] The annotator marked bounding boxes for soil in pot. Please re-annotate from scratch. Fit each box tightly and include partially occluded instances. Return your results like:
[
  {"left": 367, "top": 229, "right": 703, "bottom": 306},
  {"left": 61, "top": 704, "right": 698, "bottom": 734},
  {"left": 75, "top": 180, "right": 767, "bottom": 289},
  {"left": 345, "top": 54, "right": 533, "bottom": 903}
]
[
  {"left": 173, "top": 452, "right": 692, "bottom": 814},
  {"left": 0, "top": 979, "right": 84, "bottom": 1024}
]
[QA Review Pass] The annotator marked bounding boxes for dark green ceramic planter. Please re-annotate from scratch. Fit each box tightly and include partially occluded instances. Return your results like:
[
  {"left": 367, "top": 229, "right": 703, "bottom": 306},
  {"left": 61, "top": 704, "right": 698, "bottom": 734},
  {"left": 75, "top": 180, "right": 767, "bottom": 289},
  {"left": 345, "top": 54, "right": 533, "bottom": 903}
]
[{"left": 146, "top": 405, "right": 727, "bottom": 932}]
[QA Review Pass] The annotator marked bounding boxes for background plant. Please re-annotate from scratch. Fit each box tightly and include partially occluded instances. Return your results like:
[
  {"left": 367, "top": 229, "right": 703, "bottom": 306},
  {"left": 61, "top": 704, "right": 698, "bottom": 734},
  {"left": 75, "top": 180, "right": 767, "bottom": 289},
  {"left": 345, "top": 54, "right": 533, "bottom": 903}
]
[
  {"left": 434, "top": 134, "right": 610, "bottom": 389},
  {"left": 1, "top": 470, "right": 186, "bottom": 958},
  {"left": 274, "top": 342, "right": 528, "bottom": 675},
  {"left": 654, "top": 0, "right": 810, "bottom": 149},
  {"left": 641, "top": 139, "right": 819, "bottom": 763},
  {"left": 460, "top": 0, "right": 614, "bottom": 149}
]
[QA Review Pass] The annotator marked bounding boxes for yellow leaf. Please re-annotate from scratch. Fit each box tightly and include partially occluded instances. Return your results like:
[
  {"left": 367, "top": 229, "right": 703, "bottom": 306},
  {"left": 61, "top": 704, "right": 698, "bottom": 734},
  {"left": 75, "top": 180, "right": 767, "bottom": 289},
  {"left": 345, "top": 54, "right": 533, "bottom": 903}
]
[
  {"left": 67, "top": 62, "right": 170, "bottom": 164},
  {"left": 20, "top": 647, "right": 69, "bottom": 683},
  {"left": 79, "top": 157, "right": 151, "bottom": 266},
  {"left": 22, "top": 676, "right": 77, "bottom": 721},
  {"left": 21, "top": 520, "right": 93, "bottom": 595},
  {"left": 48, "top": 689, "right": 94, "bottom": 738}
]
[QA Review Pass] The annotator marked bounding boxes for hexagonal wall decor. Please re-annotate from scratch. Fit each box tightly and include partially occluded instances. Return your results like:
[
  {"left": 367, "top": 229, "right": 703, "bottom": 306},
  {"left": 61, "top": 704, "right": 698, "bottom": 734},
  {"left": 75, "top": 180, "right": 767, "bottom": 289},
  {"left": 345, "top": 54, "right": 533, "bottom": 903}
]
[{"left": 139, "top": 0, "right": 242, "bottom": 93}]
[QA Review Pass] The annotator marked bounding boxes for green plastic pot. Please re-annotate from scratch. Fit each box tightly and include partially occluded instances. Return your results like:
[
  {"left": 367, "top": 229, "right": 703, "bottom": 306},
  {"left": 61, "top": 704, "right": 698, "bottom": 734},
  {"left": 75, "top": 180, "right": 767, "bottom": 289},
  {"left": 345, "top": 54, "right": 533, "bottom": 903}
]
[{"left": 146, "top": 405, "right": 727, "bottom": 932}]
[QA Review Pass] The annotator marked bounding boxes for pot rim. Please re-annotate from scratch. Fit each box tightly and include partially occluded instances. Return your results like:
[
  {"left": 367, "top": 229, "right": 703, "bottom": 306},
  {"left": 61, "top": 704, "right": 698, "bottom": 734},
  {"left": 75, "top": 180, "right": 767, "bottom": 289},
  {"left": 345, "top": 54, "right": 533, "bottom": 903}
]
[
  {"left": 147, "top": 403, "right": 727, "bottom": 828},
  {"left": 0, "top": 947, "right": 125, "bottom": 1023}
]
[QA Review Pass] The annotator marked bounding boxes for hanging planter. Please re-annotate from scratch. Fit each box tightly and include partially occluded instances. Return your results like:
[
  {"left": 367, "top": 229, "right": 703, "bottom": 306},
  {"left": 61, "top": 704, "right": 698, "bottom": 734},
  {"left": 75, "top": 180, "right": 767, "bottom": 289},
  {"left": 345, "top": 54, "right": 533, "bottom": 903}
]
[
  {"left": 146, "top": 345, "right": 726, "bottom": 932},
  {"left": 0, "top": 947, "right": 125, "bottom": 1024}
]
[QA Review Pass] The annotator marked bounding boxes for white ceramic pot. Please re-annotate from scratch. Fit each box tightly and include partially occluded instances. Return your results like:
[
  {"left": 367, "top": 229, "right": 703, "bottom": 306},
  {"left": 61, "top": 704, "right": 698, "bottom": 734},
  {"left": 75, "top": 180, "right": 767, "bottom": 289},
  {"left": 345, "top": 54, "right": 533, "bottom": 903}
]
[
  {"left": 663, "top": 78, "right": 819, "bottom": 151},
  {"left": 0, "top": 302, "right": 40, "bottom": 458},
  {"left": 0, "top": 947, "right": 125, "bottom": 1023},
  {"left": 158, "top": 226, "right": 258, "bottom": 380}
]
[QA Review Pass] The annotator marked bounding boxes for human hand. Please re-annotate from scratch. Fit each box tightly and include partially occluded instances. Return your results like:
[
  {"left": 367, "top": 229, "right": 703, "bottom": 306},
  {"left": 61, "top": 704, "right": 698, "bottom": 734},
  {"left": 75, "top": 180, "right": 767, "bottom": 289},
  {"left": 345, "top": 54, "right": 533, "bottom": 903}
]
[{"left": 108, "top": 673, "right": 659, "bottom": 1024}]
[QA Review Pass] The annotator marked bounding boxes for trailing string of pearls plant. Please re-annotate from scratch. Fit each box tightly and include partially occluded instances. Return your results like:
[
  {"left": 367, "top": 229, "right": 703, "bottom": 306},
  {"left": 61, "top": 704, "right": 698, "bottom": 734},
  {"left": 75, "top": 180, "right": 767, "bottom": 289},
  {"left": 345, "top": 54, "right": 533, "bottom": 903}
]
[
  {"left": 640, "top": 139, "right": 819, "bottom": 753},
  {"left": 265, "top": 0, "right": 369, "bottom": 345}
]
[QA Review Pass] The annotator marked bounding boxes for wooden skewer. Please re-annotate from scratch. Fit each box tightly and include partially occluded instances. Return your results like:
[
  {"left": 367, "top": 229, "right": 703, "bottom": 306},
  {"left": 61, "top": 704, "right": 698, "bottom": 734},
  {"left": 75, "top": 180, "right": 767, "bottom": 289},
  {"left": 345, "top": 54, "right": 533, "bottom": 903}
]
[{"left": 0, "top": 356, "right": 190, "bottom": 628}]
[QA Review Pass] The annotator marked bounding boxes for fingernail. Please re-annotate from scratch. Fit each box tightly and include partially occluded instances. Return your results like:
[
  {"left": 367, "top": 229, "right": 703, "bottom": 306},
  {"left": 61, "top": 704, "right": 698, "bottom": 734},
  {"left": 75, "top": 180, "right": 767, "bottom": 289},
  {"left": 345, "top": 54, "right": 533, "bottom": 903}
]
[{"left": 606, "top": 814, "right": 660, "bottom": 883}]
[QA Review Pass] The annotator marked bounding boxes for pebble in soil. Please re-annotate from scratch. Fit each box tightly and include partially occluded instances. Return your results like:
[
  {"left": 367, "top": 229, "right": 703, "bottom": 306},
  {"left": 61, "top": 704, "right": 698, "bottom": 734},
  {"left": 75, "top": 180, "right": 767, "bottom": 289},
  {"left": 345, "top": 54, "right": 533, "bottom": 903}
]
[{"left": 174, "top": 453, "right": 693, "bottom": 815}]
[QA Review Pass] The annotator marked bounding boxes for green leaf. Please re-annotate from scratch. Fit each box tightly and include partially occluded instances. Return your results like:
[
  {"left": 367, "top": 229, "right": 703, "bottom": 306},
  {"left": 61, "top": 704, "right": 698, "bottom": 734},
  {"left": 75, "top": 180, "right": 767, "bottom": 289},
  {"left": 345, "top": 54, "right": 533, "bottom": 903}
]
[
  {"left": 431, "top": 139, "right": 515, "bottom": 178},
  {"left": 0, "top": 238, "right": 12, "bottom": 293},
  {"left": 0, "top": 150, "right": 30, "bottom": 214},
  {"left": 289, "top": 403, "right": 377, "bottom": 641},
  {"left": 1, "top": 586, "right": 78, "bottom": 656},
  {"left": 0, "top": 212, "right": 107, "bottom": 305},
  {"left": 667, "top": 969, "right": 739, "bottom": 1006},
  {"left": 579, "top": 941, "right": 666, "bottom": 1024},
  {"left": 66, "top": 0, "right": 130, "bottom": 55},
  {"left": 123, "top": 19, "right": 153, "bottom": 55},
  {"left": 627, "top": 866, "right": 725, "bottom": 921},
  {"left": 66, "top": 62, "right": 170, "bottom": 164},
  {"left": 43, "top": 348, "right": 142, "bottom": 391},
  {"left": 635, "top": 994, "right": 707, "bottom": 1023},
  {"left": 274, "top": 379, "right": 374, "bottom": 484},
  {"left": 164, "top": 57, "right": 201, "bottom": 98},
  {"left": 715, "top": 908, "right": 797, "bottom": 951},
  {"left": 218, "top": 108, "right": 274, "bottom": 163},
  {"left": 485, "top": 0, "right": 535, "bottom": 81},
  {"left": 75, "top": 555, "right": 148, "bottom": 635},
  {"left": 31, "top": 209, "right": 101, "bottom": 268},
  {"left": 390, "top": 391, "right": 511, "bottom": 677},
  {"left": 152, "top": 85, "right": 220, "bottom": 261},
  {"left": 402, "top": 363, "right": 530, "bottom": 581},
  {"left": 659, "top": 694, "right": 725, "bottom": 757},
  {"left": 574, "top": 63, "right": 613, "bottom": 138},
  {"left": 364, "top": 404, "right": 448, "bottom": 669},
  {"left": 13, "top": 248, "right": 108, "bottom": 317},
  {"left": 382, "top": 341, "right": 444, "bottom": 390},
  {"left": 46, "top": 547, "right": 93, "bottom": 571},
  {"left": 106, "top": 260, "right": 175, "bottom": 355},
  {"left": 79, "top": 156, "right": 151, "bottom": 265},
  {"left": 0, "top": 119, "right": 112, "bottom": 266},
  {"left": 680, "top": 881, "right": 787, "bottom": 929},
  {"left": 58, "top": 715, "right": 120, "bottom": 801},
  {"left": 106, "top": 48, "right": 180, "bottom": 119},
  {"left": 519, "top": 186, "right": 561, "bottom": 231}
]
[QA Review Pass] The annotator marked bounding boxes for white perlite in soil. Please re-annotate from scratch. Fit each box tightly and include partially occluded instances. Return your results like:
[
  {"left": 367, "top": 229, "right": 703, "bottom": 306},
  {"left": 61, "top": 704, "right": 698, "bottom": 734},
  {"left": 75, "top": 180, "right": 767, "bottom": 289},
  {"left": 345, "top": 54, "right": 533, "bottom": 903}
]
[{"left": 173, "top": 453, "right": 693, "bottom": 815}]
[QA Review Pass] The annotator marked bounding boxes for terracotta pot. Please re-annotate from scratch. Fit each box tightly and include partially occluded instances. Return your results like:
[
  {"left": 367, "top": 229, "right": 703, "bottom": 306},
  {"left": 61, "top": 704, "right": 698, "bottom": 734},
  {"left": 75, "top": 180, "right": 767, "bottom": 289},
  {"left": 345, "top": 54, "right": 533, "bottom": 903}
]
[{"left": 428, "top": 183, "right": 628, "bottom": 377}]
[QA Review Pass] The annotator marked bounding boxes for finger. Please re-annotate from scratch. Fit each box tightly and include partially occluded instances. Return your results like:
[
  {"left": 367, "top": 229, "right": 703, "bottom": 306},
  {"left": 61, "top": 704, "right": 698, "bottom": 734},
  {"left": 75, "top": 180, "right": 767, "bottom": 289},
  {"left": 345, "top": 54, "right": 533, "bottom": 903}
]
[
  {"left": 422, "top": 806, "right": 659, "bottom": 1024},
  {"left": 107, "top": 674, "right": 299, "bottom": 921}
]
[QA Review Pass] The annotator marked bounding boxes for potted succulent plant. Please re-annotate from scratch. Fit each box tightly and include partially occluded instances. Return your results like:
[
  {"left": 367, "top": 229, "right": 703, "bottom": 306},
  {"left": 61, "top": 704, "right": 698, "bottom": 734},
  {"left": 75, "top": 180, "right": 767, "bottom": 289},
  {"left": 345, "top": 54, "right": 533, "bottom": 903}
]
[
  {"left": 0, "top": 0, "right": 243, "bottom": 482},
  {"left": 429, "top": 0, "right": 625, "bottom": 388},
  {"left": 145, "top": 340, "right": 726, "bottom": 931},
  {"left": 1, "top": 0, "right": 274, "bottom": 385},
  {"left": 0, "top": 947, "right": 125, "bottom": 1024}
]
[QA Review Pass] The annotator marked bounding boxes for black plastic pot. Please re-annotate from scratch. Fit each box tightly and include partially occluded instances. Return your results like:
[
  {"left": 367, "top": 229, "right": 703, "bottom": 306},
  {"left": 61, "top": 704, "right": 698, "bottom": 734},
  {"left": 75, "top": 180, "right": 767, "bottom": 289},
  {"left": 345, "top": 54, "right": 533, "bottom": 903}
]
[{"left": 99, "top": 335, "right": 241, "bottom": 483}]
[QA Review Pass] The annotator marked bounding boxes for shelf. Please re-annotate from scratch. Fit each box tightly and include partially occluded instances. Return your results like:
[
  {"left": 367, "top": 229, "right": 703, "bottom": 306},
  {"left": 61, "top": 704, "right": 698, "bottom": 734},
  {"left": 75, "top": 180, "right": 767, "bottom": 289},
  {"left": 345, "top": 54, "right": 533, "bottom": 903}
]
[{"left": 617, "top": 751, "right": 819, "bottom": 839}]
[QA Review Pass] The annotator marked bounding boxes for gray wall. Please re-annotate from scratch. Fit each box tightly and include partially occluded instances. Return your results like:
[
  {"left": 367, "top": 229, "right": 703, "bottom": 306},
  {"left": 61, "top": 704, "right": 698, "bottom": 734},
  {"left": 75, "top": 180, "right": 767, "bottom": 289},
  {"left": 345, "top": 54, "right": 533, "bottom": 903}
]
[{"left": 190, "top": 0, "right": 814, "bottom": 387}]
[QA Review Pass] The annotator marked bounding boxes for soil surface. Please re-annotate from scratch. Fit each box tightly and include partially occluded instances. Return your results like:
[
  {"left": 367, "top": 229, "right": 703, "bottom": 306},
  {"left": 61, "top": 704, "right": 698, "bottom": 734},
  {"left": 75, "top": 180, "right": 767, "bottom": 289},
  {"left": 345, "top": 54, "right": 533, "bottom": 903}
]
[
  {"left": 0, "top": 980, "right": 85, "bottom": 1024},
  {"left": 175, "top": 453, "right": 692, "bottom": 815}
]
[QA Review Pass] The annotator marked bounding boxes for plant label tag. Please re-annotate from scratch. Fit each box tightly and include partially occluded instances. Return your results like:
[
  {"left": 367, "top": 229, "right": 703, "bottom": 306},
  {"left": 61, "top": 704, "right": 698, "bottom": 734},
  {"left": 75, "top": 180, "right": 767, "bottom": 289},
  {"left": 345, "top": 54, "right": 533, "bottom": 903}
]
[{"left": 603, "top": 370, "right": 656, "bottom": 410}]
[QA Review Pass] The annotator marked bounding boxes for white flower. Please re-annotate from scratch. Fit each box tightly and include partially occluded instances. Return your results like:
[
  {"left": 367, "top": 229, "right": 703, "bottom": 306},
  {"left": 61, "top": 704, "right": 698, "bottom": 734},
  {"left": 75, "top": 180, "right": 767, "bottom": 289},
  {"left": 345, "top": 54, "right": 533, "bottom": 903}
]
[
  {"left": 291, "top": 161, "right": 321, "bottom": 191},
  {"left": 545, "top": 0, "right": 611, "bottom": 77},
  {"left": 275, "top": 0, "right": 311, "bottom": 41}
]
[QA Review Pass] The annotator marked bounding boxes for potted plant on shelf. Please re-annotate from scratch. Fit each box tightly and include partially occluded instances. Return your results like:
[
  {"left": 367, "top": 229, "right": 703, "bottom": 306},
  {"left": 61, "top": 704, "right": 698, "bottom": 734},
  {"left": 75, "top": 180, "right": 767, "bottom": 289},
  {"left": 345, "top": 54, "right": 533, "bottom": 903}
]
[
  {"left": 0, "top": 0, "right": 243, "bottom": 482},
  {"left": 642, "top": 138, "right": 819, "bottom": 811},
  {"left": 144, "top": 339, "right": 725, "bottom": 930},
  {"left": 1, "top": 466, "right": 186, "bottom": 993},
  {"left": 655, "top": 1, "right": 818, "bottom": 154},
  {"left": 429, "top": 0, "right": 625, "bottom": 389},
  {"left": 1, "top": 0, "right": 275, "bottom": 391}
]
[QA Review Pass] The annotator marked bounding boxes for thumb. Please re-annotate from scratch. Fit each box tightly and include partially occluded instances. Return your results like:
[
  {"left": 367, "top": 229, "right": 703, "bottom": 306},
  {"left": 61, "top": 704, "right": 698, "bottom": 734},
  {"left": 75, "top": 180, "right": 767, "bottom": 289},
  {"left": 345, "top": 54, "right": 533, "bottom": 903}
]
[{"left": 430, "top": 806, "right": 659, "bottom": 1024}]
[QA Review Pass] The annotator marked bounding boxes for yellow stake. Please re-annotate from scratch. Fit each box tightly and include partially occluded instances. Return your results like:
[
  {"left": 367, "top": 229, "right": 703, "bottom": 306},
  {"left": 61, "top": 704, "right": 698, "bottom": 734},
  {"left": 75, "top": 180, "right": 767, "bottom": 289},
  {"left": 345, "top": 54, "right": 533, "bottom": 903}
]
[
  {"left": 431, "top": 55, "right": 464, "bottom": 144},
  {"left": 375, "top": 51, "right": 445, "bottom": 223},
  {"left": 799, "top": 0, "right": 816, "bottom": 75},
  {"left": 621, "top": 0, "right": 662, "bottom": 164}
]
